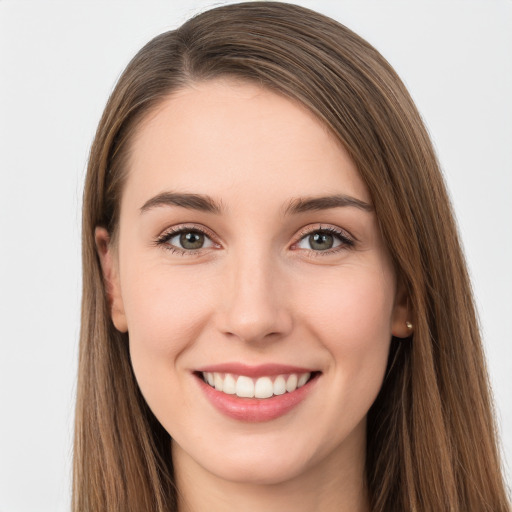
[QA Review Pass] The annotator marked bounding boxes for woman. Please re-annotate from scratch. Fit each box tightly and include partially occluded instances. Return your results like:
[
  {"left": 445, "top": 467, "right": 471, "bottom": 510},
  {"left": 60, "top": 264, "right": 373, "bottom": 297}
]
[{"left": 74, "top": 2, "right": 510, "bottom": 510}]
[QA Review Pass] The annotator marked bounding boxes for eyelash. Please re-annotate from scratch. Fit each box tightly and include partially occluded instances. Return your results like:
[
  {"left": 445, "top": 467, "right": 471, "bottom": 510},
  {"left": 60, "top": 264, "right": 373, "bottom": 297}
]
[
  {"left": 292, "top": 225, "right": 355, "bottom": 256},
  {"left": 154, "top": 224, "right": 219, "bottom": 256},
  {"left": 154, "top": 224, "right": 355, "bottom": 256}
]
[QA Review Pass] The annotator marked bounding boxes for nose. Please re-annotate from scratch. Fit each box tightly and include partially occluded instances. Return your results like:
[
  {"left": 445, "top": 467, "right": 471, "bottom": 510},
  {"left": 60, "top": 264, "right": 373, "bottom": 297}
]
[{"left": 215, "top": 251, "right": 293, "bottom": 344}]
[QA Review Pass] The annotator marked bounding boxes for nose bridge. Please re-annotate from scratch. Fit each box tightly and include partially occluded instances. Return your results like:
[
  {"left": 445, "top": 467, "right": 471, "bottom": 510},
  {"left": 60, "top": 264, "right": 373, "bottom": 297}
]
[{"left": 218, "top": 244, "right": 291, "bottom": 343}]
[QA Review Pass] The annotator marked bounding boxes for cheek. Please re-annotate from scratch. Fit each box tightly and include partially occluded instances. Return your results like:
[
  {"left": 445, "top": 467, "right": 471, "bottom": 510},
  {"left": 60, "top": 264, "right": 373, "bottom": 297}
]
[
  {"left": 119, "top": 262, "right": 214, "bottom": 396},
  {"left": 296, "top": 265, "right": 395, "bottom": 349},
  {"left": 122, "top": 257, "right": 213, "bottom": 342},
  {"left": 294, "top": 265, "right": 394, "bottom": 410}
]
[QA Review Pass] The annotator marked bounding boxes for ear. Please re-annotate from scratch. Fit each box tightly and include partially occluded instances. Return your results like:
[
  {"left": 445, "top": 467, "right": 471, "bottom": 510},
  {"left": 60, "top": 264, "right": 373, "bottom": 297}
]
[
  {"left": 391, "top": 279, "right": 413, "bottom": 339},
  {"left": 95, "top": 227, "right": 128, "bottom": 333}
]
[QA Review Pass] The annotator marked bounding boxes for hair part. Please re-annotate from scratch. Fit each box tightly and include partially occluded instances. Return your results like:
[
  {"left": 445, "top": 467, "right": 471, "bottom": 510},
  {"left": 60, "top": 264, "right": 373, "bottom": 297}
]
[{"left": 75, "top": 2, "right": 510, "bottom": 510}]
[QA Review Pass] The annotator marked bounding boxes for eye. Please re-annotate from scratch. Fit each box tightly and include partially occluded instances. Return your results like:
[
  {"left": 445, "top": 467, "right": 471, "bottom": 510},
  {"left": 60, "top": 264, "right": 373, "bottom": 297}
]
[
  {"left": 156, "top": 226, "right": 217, "bottom": 253},
  {"left": 294, "top": 227, "right": 354, "bottom": 252}
]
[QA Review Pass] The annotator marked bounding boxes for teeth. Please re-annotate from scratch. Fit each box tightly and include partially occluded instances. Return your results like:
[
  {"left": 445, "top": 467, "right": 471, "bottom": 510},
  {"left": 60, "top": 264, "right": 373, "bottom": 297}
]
[
  {"left": 202, "top": 371, "right": 313, "bottom": 399},
  {"left": 214, "top": 373, "right": 223, "bottom": 392},
  {"left": 286, "top": 374, "right": 298, "bottom": 392},
  {"left": 254, "top": 377, "right": 273, "bottom": 399},
  {"left": 298, "top": 373, "right": 310, "bottom": 387},
  {"left": 273, "top": 375, "right": 286, "bottom": 395},
  {"left": 223, "top": 373, "right": 236, "bottom": 394},
  {"left": 236, "top": 376, "right": 254, "bottom": 398}
]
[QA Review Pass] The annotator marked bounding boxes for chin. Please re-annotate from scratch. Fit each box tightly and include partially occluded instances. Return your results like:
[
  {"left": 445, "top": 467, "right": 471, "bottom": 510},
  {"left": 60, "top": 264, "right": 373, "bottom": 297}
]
[
  {"left": 173, "top": 427, "right": 338, "bottom": 488},
  {"left": 204, "top": 450, "right": 313, "bottom": 486}
]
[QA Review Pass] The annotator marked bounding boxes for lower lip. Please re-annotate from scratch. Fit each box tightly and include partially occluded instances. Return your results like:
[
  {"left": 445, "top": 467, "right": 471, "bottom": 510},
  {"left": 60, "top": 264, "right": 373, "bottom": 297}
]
[{"left": 195, "top": 373, "right": 319, "bottom": 422}]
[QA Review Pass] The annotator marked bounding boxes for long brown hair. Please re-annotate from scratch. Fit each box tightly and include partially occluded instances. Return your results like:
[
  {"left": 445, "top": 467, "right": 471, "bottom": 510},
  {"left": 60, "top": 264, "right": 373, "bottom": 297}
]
[{"left": 74, "top": 2, "right": 510, "bottom": 510}]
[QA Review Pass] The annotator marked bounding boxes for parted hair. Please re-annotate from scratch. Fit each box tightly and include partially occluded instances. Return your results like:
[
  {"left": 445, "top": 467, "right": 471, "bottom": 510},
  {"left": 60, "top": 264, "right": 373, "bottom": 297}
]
[{"left": 74, "top": 2, "right": 510, "bottom": 511}]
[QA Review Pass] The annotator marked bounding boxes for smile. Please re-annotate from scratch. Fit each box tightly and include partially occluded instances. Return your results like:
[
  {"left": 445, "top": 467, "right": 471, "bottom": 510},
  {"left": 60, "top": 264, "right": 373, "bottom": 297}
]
[
  {"left": 202, "top": 371, "right": 312, "bottom": 399},
  {"left": 195, "top": 364, "right": 320, "bottom": 422}
]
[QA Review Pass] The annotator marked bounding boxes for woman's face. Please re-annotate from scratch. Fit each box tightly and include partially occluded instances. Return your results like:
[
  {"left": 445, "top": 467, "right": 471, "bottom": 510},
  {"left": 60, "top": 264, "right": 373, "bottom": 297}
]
[{"left": 98, "top": 79, "right": 409, "bottom": 486}]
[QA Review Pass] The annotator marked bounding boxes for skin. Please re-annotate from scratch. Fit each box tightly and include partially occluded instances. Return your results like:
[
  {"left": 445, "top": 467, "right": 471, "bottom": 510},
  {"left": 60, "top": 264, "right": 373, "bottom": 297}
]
[{"left": 97, "top": 79, "right": 411, "bottom": 512}]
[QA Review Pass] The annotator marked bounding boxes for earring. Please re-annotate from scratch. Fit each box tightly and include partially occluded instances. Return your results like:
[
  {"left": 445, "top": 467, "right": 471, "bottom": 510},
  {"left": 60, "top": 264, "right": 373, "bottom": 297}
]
[{"left": 406, "top": 321, "right": 413, "bottom": 330}]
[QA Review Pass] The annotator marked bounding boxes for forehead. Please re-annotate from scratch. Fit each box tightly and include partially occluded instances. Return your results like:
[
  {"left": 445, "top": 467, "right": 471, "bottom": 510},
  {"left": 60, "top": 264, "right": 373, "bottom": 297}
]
[{"left": 123, "top": 79, "right": 370, "bottom": 212}]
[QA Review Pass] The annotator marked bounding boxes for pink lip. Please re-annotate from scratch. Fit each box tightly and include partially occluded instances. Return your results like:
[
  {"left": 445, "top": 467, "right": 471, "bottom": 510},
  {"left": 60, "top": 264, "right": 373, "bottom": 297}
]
[
  {"left": 194, "top": 369, "right": 320, "bottom": 423},
  {"left": 195, "top": 362, "right": 315, "bottom": 378}
]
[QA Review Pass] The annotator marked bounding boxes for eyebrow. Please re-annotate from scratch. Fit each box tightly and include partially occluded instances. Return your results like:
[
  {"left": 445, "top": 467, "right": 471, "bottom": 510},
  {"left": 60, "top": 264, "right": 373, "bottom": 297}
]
[
  {"left": 139, "top": 191, "right": 373, "bottom": 216},
  {"left": 284, "top": 194, "right": 373, "bottom": 215},
  {"left": 140, "top": 192, "right": 222, "bottom": 214}
]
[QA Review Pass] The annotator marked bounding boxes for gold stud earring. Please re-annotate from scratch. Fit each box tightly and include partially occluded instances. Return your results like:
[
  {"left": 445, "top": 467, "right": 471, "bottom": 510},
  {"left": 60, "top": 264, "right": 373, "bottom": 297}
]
[{"left": 405, "top": 321, "right": 413, "bottom": 330}]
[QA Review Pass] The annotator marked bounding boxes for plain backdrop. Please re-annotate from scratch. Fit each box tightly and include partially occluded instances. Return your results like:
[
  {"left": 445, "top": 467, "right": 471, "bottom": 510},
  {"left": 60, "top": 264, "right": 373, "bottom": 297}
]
[{"left": 1, "top": 1, "right": 511, "bottom": 510}]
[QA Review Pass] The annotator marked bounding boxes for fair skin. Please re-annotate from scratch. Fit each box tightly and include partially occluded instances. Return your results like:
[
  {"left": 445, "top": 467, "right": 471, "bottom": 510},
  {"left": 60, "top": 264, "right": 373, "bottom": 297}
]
[{"left": 97, "top": 79, "right": 410, "bottom": 512}]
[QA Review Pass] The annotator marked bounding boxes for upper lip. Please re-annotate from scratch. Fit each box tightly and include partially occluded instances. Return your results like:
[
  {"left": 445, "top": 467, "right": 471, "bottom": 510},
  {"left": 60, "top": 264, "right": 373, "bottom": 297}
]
[{"left": 195, "top": 363, "right": 317, "bottom": 378}]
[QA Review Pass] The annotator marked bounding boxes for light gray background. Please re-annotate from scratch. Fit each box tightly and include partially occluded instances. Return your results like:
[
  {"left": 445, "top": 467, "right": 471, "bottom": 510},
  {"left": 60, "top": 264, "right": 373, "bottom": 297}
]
[{"left": 1, "top": 1, "right": 510, "bottom": 510}]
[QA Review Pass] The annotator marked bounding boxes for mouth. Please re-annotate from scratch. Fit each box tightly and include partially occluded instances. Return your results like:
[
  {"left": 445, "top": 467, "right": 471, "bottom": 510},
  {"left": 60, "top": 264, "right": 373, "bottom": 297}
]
[
  {"left": 194, "top": 365, "right": 320, "bottom": 422},
  {"left": 199, "top": 371, "right": 315, "bottom": 399}
]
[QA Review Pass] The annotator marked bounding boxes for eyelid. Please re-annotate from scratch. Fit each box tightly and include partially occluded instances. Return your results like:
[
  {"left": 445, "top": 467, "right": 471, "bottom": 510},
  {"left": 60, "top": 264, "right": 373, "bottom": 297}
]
[
  {"left": 154, "top": 223, "right": 221, "bottom": 254},
  {"left": 153, "top": 222, "right": 355, "bottom": 256},
  {"left": 290, "top": 224, "right": 356, "bottom": 252}
]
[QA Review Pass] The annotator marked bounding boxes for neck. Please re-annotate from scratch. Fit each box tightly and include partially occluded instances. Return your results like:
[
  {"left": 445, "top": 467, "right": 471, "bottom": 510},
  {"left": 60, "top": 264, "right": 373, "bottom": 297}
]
[{"left": 173, "top": 427, "right": 369, "bottom": 512}]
